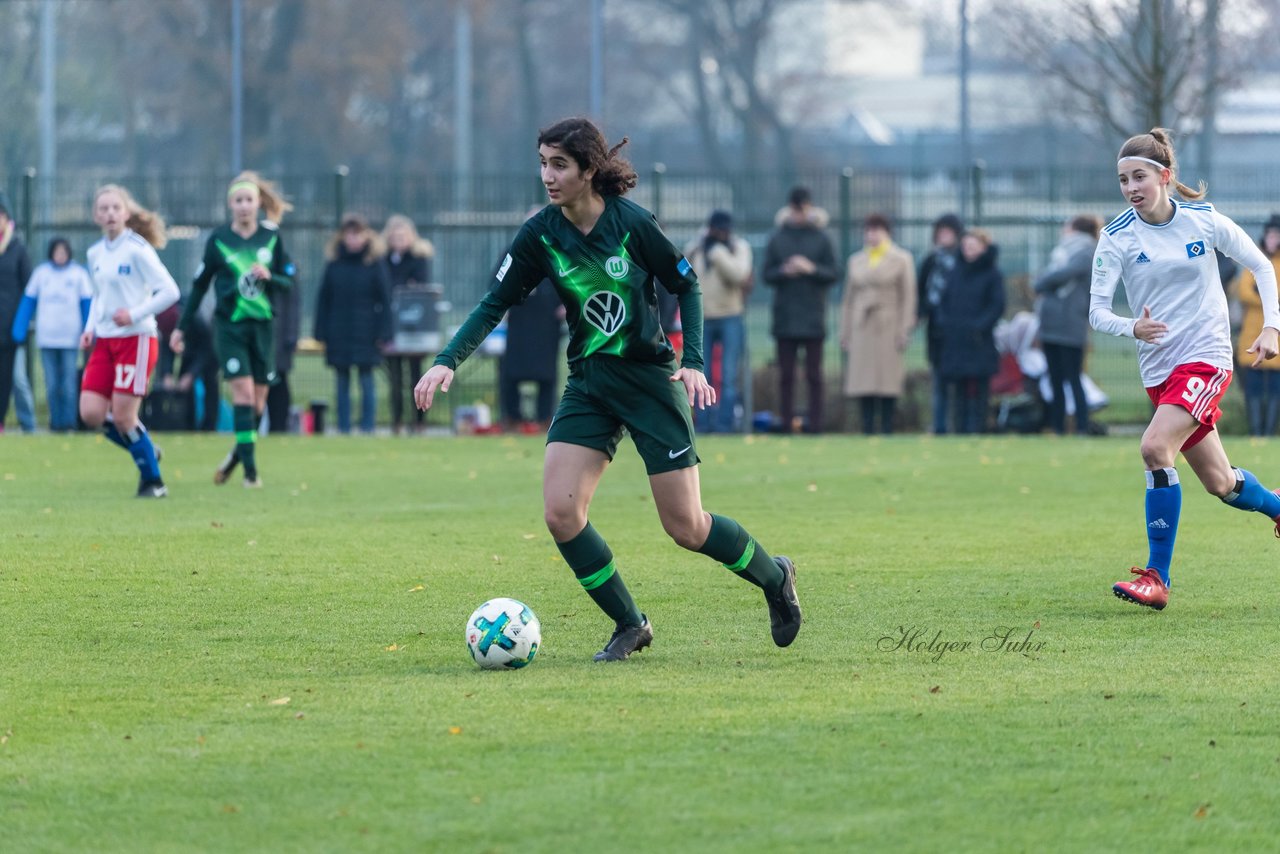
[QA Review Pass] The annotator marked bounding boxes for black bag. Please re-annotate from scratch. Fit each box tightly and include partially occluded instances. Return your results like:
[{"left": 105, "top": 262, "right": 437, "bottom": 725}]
[{"left": 142, "top": 389, "right": 193, "bottom": 431}]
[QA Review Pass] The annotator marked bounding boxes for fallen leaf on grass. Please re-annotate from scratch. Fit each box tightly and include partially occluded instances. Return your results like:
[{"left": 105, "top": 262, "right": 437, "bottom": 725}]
[
  {"left": 407, "top": 584, "right": 424, "bottom": 592},
  {"left": 268, "top": 696, "right": 290, "bottom": 706},
  {"left": 929, "top": 686, "right": 941, "bottom": 694},
  {"left": 448, "top": 726, "right": 462, "bottom": 735},
  {"left": 1194, "top": 803, "right": 1211, "bottom": 819},
  {"left": 384, "top": 643, "right": 401, "bottom": 652}
]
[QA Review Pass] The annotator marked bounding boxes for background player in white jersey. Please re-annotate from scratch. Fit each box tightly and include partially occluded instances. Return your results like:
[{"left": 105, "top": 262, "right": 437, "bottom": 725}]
[
  {"left": 1090, "top": 128, "right": 1280, "bottom": 610},
  {"left": 79, "top": 185, "right": 180, "bottom": 498}
]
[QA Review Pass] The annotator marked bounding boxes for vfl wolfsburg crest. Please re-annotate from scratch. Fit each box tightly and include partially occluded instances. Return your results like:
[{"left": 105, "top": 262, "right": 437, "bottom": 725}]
[
  {"left": 583, "top": 291, "right": 626, "bottom": 336},
  {"left": 604, "top": 255, "right": 630, "bottom": 280},
  {"left": 257, "top": 248, "right": 273, "bottom": 264},
  {"left": 238, "top": 272, "right": 264, "bottom": 300}
]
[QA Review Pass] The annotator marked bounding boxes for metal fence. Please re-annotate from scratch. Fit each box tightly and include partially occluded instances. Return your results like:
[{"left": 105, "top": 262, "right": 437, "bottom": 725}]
[{"left": 5, "top": 164, "right": 1278, "bottom": 433}]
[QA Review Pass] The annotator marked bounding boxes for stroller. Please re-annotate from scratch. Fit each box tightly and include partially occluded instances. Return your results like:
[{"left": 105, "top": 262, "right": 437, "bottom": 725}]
[{"left": 991, "top": 311, "right": 1109, "bottom": 433}]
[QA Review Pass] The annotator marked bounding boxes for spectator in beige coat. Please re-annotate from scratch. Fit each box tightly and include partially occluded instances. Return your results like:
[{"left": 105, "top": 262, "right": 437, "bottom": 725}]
[
  {"left": 685, "top": 209, "right": 753, "bottom": 433},
  {"left": 839, "top": 213, "right": 917, "bottom": 434}
]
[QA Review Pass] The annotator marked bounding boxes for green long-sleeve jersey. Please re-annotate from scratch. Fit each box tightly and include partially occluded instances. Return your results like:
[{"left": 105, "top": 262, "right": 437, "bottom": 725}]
[
  {"left": 435, "top": 196, "right": 704, "bottom": 372},
  {"left": 179, "top": 221, "right": 295, "bottom": 331}
]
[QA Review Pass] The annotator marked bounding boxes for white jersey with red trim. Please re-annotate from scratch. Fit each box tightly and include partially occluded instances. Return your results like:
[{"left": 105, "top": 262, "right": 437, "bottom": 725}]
[
  {"left": 85, "top": 229, "right": 180, "bottom": 340},
  {"left": 1089, "top": 200, "right": 1280, "bottom": 387}
]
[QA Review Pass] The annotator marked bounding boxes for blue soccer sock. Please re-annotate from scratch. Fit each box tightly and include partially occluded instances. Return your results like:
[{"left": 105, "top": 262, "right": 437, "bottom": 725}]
[
  {"left": 102, "top": 414, "right": 130, "bottom": 451},
  {"left": 1145, "top": 467, "right": 1181, "bottom": 587},
  {"left": 1220, "top": 467, "right": 1280, "bottom": 518},
  {"left": 124, "top": 423, "right": 162, "bottom": 484}
]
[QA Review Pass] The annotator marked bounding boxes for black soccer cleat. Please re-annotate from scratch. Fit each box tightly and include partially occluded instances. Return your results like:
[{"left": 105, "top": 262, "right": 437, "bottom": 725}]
[
  {"left": 213, "top": 451, "right": 240, "bottom": 485},
  {"left": 593, "top": 615, "right": 653, "bottom": 662},
  {"left": 766, "top": 556, "right": 802, "bottom": 647},
  {"left": 135, "top": 479, "right": 169, "bottom": 499}
]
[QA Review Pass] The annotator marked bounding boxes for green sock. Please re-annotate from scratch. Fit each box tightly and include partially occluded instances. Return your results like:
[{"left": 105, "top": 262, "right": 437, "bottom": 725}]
[
  {"left": 233, "top": 405, "right": 258, "bottom": 480},
  {"left": 698, "top": 513, "right": 784, "bottom": 594},
  {"left": 558, "top": 522, "right": 643, "bottom": 627}
]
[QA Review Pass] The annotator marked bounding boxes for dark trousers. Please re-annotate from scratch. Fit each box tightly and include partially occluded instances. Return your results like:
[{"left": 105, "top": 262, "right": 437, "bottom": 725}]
[
  {"left": 0, "top": 345, "right": 16, "bottom": 427},
  {"left": 858, "top": 395, "right": 897, "bottom": 435},
  {"left": 1043, "top": 342, "right": 1089, "bottom": 434},
  {"left": 500, "top": 373, "right": 555, "bottom": 424},
  {"left": 386, "top": 355, "right": 425, "bottom": 429},
  {"left": 776, "top": 337, "right": 824, "bottom": 433},
  {"left": 945, "top": 377, "right": 990, "bottom": 434},
  {"left": 1242, "top": 368, "right": 1280, "bottom": 437},
  {"left": 265, "top": 370, "right": 291, "bottom": 433}
]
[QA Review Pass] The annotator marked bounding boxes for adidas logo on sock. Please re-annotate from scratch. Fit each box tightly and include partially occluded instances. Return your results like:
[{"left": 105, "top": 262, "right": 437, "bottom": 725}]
[
  {"left": 1136, "top": 252, "right": 1151, "bottom": 263},
  {"left": 1148, "top": 518, "right": 1169, "bottom": 529}
]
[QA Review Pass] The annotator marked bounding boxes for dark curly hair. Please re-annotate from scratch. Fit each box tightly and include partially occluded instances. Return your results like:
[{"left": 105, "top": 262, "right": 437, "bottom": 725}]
[{"left": 537, "top": 117, "right": 637, "bottom": 198}]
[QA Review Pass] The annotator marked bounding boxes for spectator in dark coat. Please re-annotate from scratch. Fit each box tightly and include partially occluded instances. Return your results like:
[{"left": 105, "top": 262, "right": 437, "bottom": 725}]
[
  {"left": 0, "top": 191, "right": 34, "bottom": 431},
  {"left": 266, "top": 271, "right": 301, "bottom": 433},
  {"left": 314, "top": 213, "right": 392, "bottom": 434},
  {"left": 1034, "top": 214, "right": 1099, "bottom": 435},
  {"left": 917, "top": 212, "right": 964, "bottom": 434},
  {"left": 762, "top": 186, "right": 838, "bottom": 433},
  {"left": 158, "top": 295, "right": 219, "bottom": 431},
  {"left": 937, "top": 229, "right": 1005, "bottom": 434},
  {"left": 499, "top": 279, "right": 563, "bottom": 431},
  {"left": 382, "top": 214, "right": 435, "bottom": 435}
]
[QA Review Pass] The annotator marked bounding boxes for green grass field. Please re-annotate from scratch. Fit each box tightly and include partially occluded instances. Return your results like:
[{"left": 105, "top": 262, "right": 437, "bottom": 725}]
[{"left": 3, "top": 432, "right": 1280, "bottom": 852}]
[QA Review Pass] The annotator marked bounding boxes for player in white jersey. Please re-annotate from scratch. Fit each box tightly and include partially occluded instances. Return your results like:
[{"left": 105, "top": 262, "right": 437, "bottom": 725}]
[
  {"left": 79, "top": 185, "right": 179, "bottom": 498},
  {"left": 1089, "top": 128, "right": 1280, "bottom": 610}
]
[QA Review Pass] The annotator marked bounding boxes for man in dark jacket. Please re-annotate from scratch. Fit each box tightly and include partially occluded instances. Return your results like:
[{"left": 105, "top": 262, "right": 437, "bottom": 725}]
[
  {"left": 937, "top": 229, "right": 1005, "bottom": 434},
  {"left": 0, "top": 191, "right": 34, "bottom": 431},
  {"left": 499, "top": 279, "right": 563, "bottom": 431},
  {"left": 267, "top": 277, "right": 301, "bottom": 433},
  {"left": 917, "top": 212, "right": 964, "bottom": 434},
  {"left": 762, "top": 187, "right": 838, "bottom": 433}
]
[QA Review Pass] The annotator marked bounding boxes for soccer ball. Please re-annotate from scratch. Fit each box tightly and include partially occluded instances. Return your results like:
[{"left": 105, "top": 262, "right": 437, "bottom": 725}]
[{"left": 465, "top": 598, "right": 541, "bottom": 669}]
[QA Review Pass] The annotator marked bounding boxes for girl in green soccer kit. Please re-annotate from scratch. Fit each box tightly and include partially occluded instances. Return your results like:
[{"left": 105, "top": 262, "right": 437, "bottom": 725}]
[
  {"left": 415, "top": 117, "right": 801, "bottom": 661},
  {"left": 171, "top": 171, "right": 295, "bottom": 488}
]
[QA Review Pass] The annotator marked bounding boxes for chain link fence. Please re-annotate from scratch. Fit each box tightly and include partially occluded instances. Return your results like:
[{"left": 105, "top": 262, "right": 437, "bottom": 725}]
[{"left": 6, "top": 164, "right": 1278, "bottom": 433}]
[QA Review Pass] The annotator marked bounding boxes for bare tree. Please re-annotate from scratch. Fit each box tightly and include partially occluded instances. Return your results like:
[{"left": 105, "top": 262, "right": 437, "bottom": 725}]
[{"left": 992, "top": 0, "right": 1263, "bottom": 143}]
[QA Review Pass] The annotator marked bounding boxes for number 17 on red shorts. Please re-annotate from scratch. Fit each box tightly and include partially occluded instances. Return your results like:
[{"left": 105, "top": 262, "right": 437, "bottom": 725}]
[{"left": 82, "top": 334, "right": 159, "bottom": 398}]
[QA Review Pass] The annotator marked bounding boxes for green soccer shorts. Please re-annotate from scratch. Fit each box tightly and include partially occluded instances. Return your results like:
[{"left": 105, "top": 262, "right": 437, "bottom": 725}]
[
  {"left": 547, "top": 356, "right": 699, "bottom": 475},
  {"left": 215, "top": 319, "right": 276, "bottom": 384}
]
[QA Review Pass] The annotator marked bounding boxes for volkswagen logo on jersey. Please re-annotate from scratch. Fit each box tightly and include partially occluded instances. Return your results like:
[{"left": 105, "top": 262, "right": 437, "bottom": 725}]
[
  {"left": 604, "top": 255, "right": 630, "bottom": 280},
  {"left": 583, "top": 291, "right": 627, "bottom": 336},
  {"left": 238, "top": 272, "right": 264, "bottom": 300},
  {"left": 1185, "top": 240, "right": 1206, "bottom": 258}
]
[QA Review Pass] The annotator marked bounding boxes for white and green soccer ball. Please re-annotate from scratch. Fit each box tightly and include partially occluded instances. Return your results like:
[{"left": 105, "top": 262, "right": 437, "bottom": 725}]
[{"left": 465, "top": 598, "right": 541, "bottom": 669}]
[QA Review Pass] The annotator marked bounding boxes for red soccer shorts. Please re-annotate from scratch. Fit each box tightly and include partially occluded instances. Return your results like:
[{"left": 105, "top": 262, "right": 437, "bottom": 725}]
[
  {"left": 1145, "top": 361, "right": 1232, "bottom": 450},
  {"left": 82, "top": 334, "right": 158, "bottom": 398}
]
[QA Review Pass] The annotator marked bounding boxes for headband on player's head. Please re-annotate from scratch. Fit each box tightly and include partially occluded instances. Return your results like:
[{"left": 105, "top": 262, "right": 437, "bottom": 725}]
[
  {"left": 1117, "top": 156, "right": 1169, "bottom": 173},
  {"left": 227, "top": 180, "right": 260, "bottom": 199}
]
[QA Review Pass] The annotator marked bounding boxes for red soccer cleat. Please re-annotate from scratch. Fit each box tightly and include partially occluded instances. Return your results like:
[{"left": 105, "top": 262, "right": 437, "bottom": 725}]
[{"left": 1113, "top": 567, "right": 1169, "bottom": 610}]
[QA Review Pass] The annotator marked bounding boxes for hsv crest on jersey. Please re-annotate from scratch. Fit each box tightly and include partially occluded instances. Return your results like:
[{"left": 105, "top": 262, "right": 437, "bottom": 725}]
[
  {"left": 117, "top": 264, "right": 131, "bottom": 275},
  {"left": 583, "top": 291, "right": 627, "bottom": 336},
  {"left": 1185, "top": 240, "right": 1206, "bottom": 258}
]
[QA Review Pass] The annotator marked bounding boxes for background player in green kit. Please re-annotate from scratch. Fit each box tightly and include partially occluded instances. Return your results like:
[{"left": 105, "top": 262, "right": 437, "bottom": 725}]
[
  {"left": 171, "top": 171, "right": 295, "bottom": 488},
  {"left": 415, "top": 117, "right": 802, "bottom": 661}
]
